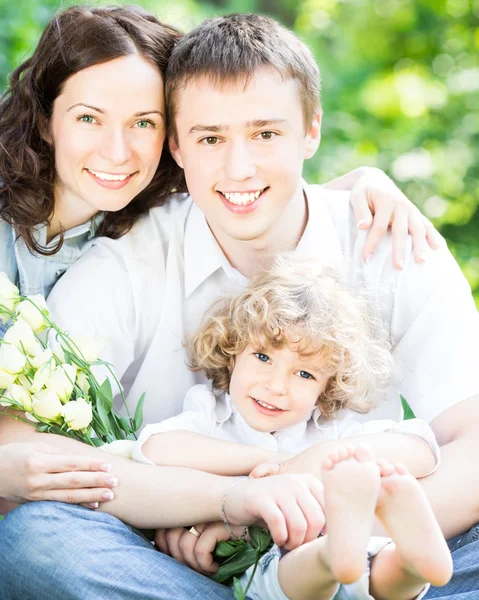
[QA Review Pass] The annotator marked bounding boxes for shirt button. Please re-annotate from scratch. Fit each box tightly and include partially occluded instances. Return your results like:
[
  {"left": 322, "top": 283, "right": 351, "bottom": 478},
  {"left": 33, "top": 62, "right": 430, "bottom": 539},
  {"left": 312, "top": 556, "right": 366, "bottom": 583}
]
[{"left": 56, "top": 269, "right": 65, "bottom": 278}]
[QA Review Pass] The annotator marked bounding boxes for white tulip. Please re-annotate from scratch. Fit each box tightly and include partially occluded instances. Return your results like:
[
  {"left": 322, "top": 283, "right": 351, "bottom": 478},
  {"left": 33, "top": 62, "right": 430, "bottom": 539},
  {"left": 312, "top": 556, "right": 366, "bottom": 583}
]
[
  {"left": 76, "top": 371, "right": 90, "bottom": 396},
  {"left": 32, "top": 389, "right": 63, "bottom": 420},
  {"left": 17, "top": 374, "right": 33, "bottom": 392},
  {"left": 31, "top": 360, "right": 54, "bottom": 393},
  {"left": 46, "top": 364, "right": 77, "bottom": 403},
  {"left": 100, "top": 440, "right": 135, "bottom": 460},
  {"left": 31, "top": 348, "right": 54, "bottom": 370},
  {"left": 71, "top": 336, "right": 105, "bottom": 362},
  {"left": 0, "top": 273, "right": 20, "bottom": 314},
  {"left": 0, "top": 343, "right": 27, "bottom": 374},
  {"left": 62, "top": 398, "right": 93, "bottom": 431},
  {"left": 4, "top": 384, "right": 32, "bottom": 411},
  {"left": 16, "top": 295, "right": 49, "bottom": 332},
  {"left": 4, "top": 319, "right": 36, "bottom": 352}
]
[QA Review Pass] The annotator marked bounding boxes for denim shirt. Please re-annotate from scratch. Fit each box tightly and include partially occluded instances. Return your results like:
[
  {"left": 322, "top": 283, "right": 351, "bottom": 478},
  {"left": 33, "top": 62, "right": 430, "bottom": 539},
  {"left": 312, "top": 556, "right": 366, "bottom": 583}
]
[{"left": 0, "top": 215, "right": 103, "bottom": 298}]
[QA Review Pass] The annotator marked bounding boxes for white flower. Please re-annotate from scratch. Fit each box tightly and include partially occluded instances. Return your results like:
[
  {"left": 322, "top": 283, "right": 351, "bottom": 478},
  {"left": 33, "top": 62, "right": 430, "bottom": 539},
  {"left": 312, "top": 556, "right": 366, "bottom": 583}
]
[
  {"left": 16, "top": 295, "right": 49, "bottom": 332},
  {"left": 76, "top": 371, "right": 90, "bottom": 396},
  {"left": 31, "top": 348, "right": 54, "bottom": 370},
  {"left": 4, "top": 384, "right": 32, "bottom": 411},
  {"left": 62, "top": 398, "right": 93, "bottom": 431},
  {"left": 46, "top": 364, "right": 77, "bottom": 403},
  {"left": 71, "top": 336, "right": 105, "bottom": 362},
  {"left": 0, "top": 343, "right": 27, "bottom": 374},
  {"left": 31, "top": 361, "right": 54, "bottom": 393},
  {"left": 32, "top": 389, "right": 63, "bottom": 420},
  {"left": 4, "top": 319, "right": 36, "bottom": 352},
  {"left": 0, "top": 373, "right": 16, "bottom": 402},
  {"left": 100, "top": 440, "right": 135, "bottom": 460},
  {"left": 0, "top": 273, "right": 20, "bottom": 315}
]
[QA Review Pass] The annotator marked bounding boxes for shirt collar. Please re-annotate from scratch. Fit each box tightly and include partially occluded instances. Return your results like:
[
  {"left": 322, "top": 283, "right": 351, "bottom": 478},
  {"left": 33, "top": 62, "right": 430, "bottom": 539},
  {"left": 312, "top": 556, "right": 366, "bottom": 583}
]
[
  {"left": 32, "top": 213, "right": 104, "bottom": 248},
  {"left": 184, "top": 181, "right": 346, "bottom": 298}
]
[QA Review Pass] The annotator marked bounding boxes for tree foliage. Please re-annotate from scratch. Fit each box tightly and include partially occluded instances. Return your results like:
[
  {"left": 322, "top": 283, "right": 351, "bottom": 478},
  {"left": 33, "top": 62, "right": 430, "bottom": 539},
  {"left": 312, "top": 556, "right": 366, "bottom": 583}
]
[{"left": 1, "top": 0, "right": 478, "bottom": 301}]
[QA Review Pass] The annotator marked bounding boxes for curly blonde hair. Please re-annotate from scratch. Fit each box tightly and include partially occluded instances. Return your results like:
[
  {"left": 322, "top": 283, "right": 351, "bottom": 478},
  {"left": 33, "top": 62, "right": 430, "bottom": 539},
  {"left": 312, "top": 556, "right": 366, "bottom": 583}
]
[{"left": 189, "top": 254, "right": 393, "bottom": 421}]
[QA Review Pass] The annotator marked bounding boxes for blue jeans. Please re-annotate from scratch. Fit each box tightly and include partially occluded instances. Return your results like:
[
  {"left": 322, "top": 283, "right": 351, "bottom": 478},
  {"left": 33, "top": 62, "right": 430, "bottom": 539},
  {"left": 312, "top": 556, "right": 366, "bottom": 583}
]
[{"left": 0, "top": 502, "right": 234, "bottom": 600}]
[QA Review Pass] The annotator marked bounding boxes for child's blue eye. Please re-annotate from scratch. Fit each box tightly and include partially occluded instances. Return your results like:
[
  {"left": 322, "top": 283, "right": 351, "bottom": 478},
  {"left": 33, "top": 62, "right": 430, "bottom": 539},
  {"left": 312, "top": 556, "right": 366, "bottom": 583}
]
[
  {"left": 255, "top": 353, "right": 270, "bottom": 363},
  {"left": 298, "top": 370, "right": 313, "bottom": 379}
]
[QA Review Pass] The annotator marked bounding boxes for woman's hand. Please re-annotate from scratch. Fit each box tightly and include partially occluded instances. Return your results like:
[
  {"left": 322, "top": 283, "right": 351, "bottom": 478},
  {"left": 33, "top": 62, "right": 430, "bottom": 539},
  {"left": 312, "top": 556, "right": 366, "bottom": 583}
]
[
  {"left": 155, "top": 522, "right": 236, "bottom": 575},
  {"left": 225, "top": 474, "right": 325, "bottom": 551},
  {"left": 0, "top": 442, "right": 118, "bottom": 506},
  {"left": 325, "top": 167, "right": 441, "bottom": 269}
]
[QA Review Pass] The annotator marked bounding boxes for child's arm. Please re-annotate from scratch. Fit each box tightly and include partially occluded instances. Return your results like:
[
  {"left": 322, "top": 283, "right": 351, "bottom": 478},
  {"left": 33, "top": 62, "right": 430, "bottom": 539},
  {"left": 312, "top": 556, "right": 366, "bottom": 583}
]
[{"left": 140, "top": 430, "right": 292, "bottom": 476}]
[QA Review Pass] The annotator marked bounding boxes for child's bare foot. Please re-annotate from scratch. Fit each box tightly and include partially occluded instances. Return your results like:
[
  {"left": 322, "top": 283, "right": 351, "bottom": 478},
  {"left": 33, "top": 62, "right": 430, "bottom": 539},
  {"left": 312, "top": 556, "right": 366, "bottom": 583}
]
[
  {"left": 322, "top": 443, "right": 380, "bottom": 584},
  {"left": 375, "top": 460, "right": 453, "bottom": 587}
]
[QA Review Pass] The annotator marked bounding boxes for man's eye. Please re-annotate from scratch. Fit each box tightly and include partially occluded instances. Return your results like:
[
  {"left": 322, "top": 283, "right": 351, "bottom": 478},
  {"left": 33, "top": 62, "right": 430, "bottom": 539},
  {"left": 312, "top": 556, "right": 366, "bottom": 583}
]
[
  {"left": 77, "top": 115, "right": 95, "bottom": 124},
  {"left": 202, "top": 136, "right": 219, "bottom": 145},
  {"left": 257, "top": 131, "right": 276, "bottom": 140},
  {"left": 298, "top": 370, "right": 314, "bottom": 380},
  {"left": 255, "top": 353, "right": 270, "bottom": 363}
]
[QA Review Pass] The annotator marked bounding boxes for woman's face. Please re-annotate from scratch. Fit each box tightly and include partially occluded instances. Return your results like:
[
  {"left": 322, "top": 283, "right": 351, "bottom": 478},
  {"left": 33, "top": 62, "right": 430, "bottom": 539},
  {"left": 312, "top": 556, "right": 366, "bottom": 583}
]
[{"left": 48, "top": 54, "right": 165, "bottom": 220}]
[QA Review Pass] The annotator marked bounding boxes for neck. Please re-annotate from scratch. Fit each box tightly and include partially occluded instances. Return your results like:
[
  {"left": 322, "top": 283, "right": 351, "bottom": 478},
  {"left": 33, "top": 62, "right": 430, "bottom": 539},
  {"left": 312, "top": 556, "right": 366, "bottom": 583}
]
[
  {"left": 212, "top": 186, "right": 308, "bottom": 278},
  {"left": 47, "top": 186, "right": 98, "bottom": 243}
]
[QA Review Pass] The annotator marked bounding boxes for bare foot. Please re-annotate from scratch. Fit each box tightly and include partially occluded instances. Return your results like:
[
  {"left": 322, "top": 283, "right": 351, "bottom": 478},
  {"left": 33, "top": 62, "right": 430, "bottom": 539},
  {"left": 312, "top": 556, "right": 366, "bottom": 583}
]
[
  {"left": 375, "top": 460, "right": 453, "bottom": 587},
  {"left": 322, "top": 443, "right": 380, "bottom": 584}
]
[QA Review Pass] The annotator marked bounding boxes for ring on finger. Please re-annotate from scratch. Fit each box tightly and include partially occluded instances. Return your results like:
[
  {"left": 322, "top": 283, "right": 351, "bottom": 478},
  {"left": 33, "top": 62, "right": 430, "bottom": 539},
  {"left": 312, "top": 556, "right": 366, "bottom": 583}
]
[{"left": 188, "top": 526, "right": 201, "bottom": 538}]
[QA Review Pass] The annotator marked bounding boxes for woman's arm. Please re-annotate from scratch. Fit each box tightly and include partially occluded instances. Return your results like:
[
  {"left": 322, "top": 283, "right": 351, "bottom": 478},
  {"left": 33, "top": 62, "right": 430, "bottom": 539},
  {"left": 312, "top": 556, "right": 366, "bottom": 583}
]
[{"left": 140, "top": 430, "right": 292, "bottom": 475}]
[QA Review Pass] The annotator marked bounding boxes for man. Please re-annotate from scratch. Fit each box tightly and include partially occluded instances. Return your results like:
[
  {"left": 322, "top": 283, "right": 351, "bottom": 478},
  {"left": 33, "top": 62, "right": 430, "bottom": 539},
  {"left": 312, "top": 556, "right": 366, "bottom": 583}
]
[{"left": 1, "top": 13, "right": 478, "bottom": 600}]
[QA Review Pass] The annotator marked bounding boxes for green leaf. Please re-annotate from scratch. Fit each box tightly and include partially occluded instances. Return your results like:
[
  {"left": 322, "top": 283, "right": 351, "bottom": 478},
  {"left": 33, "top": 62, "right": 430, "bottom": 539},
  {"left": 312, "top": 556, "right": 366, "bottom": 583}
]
[
  {"left": 133, "top": 392, "right": 146, "bottom": 432},
  {"left": 211, "top": 545, "right": 257, "bottom": 584},
  {"left": 401, "top": 395, "right": 415, "bottom": 420},
  {"left": 214, "top": 539, "right": 247, "bottom": 558},
  {"left": 119, "top": 415, "right": 133, "bottom": 435},
  {"left": 97, "top": 379, "right": 113, "bottom": 412},
  {"left": 248, "top": 526, "right": 273, "bottom": 553},
  {"left": 232, "top": 577, "right": 245, "bottom": 600}
]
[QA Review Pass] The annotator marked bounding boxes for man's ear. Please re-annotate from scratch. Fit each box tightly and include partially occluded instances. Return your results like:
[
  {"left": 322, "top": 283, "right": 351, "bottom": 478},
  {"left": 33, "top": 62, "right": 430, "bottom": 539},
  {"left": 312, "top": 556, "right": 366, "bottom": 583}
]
[
  {"left": 168, "top": 134, "right": 184, "bottom": 169},
  {"left": 304, "top": 112, "right": 322, "bottom": 159}
]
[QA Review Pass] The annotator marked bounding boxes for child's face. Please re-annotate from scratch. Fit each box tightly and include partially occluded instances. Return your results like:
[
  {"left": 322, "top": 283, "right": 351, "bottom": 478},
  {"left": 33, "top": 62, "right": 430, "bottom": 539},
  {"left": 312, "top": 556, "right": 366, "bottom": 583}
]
[
  {"left": 229, "top": 343, "right": 329, "bottom": 433},
  {"left": 169, "top": 66, "right": 321, "bottom": 247}
]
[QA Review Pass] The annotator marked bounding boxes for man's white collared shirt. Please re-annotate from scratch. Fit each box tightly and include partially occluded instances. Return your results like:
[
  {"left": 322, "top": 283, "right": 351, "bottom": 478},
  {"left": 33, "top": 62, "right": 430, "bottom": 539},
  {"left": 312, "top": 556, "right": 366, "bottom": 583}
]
[{"left": 47, "top": 186, "right": 479, "bottom": 428}]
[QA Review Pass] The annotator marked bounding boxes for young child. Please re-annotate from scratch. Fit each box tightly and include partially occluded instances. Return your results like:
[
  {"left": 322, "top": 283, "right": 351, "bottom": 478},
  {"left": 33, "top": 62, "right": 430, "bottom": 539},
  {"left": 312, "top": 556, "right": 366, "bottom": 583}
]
[{"left": 133, "top": 254, "right": 452, "bottom": 600}]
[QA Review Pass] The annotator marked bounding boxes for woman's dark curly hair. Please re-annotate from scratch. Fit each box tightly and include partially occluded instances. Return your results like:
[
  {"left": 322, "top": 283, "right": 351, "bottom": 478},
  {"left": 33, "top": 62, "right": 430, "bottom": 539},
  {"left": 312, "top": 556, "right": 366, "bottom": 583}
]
[{"left": 0, "top": 5, "right": 186, "bottom": 256}]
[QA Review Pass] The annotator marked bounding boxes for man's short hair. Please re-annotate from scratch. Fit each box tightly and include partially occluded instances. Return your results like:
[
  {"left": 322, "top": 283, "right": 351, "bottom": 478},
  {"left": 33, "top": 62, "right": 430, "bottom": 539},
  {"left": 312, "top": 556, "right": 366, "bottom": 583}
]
[{"left": 165, "top": 13, "right": 321, "bottom": 139}]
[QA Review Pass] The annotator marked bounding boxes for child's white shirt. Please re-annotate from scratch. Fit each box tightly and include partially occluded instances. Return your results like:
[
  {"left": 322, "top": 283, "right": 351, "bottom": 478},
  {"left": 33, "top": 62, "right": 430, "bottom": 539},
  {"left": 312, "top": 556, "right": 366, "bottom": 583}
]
[{"left": 133, "top": 384, "right": 440, "bottom": 466}]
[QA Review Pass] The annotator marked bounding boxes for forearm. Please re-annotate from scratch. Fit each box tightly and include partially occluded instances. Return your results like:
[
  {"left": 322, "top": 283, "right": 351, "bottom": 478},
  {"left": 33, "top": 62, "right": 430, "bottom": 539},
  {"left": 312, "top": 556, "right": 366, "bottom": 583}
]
[
  {"left": 142, "top": 431, "right": 291, "bottom": 475},
  {"left": 322, "top": 167, "right": 368, "bottom": 190},
  {"left": 282, "top": 432, "right": 436, "bottom": 480},
  {"left": 0, "top": 416, "right": 233, "bottom": 528}
]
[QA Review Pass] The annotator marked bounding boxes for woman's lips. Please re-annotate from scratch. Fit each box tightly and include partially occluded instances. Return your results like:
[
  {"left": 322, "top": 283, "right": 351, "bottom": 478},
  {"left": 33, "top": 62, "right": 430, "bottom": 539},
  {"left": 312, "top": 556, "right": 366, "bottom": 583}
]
[{"left": 85, "top": 169, "right": 136, "bottom": 190}]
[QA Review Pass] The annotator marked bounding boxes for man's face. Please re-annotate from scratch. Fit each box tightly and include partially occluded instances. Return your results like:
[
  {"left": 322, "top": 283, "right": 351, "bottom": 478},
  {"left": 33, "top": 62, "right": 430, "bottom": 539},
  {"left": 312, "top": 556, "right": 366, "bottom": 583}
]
[{"left": 170, "top": 67, "right": 320, "bottom": 246}]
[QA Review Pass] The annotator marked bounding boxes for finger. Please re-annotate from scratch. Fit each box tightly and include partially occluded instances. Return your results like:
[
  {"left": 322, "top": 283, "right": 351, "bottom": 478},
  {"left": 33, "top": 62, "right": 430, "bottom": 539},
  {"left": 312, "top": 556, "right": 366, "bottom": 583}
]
[
  {"left": 165, "top": 528, "right": 187, "bottom": 565},
  {"left": 32, "top": 487, "right": 115, "bottom": 504},
  {"left": 349, "top": 186, "right": 373, "bottom": 230},
  {"left": 155, "top": 529, "right": 170, "bottom": 555},
  {"left": 391, "top": 205, "right": 409, "bottom": 270},
  {"left": 362, "top": 207, "right": 393, "bottom": 262},
  {"left": 37, "top": 471, "right": 118, "bottom": 491},
  {"left": 258, "top": 501, "right": 288, "bottom": 547},
  {"left": 179, "top": 530, "right": 203, "bottom": 573},
  {"left": 37, "top": 453, "right": 113, "bottom": 474},
  {"left": 407, "top": 211, "right": 428, "bottom": 263},
  {"left": 295, "top": 489, "right": 326, "bottom": 544},
  {"left": 424, "top": 217, "right": 441, "bottom": 250},
  {"left": 280, "top": 500, "right": 308, "bottom": 550},
  {"left": 249, "top": 463, "right": 280, "bottom": 479},
  {"left": 195, "top": 532, "right": 225, "bottom": 574}
]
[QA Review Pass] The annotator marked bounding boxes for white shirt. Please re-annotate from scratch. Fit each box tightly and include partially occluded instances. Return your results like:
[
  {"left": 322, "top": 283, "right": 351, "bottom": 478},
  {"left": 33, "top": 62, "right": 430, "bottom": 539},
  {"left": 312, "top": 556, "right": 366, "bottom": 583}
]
[
  {"left": 133, "top": 384, "right": 441, "bottom": 467},
  {"left": 47, "top": 184, "right": 479, "bottom": 428}
]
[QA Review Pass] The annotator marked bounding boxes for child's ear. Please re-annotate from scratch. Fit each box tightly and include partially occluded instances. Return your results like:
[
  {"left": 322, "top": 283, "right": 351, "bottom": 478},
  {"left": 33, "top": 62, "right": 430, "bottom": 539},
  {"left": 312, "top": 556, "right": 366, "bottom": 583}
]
[
  {"left": 168, "top": 134, "right": 184, "bottom": 169},
  {"left": 304, "top": 112, "right": 322, "bottom": 159}
]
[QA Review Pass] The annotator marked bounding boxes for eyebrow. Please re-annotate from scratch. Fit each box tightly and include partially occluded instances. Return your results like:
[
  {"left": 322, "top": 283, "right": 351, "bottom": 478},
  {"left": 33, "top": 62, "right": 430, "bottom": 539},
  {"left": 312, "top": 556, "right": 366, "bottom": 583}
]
[
  {"left": 188, "top": 118, "right": 287, "bottom": 134},
  {"left": 67, "top": 103, "right": 164, "bottom": 119}
]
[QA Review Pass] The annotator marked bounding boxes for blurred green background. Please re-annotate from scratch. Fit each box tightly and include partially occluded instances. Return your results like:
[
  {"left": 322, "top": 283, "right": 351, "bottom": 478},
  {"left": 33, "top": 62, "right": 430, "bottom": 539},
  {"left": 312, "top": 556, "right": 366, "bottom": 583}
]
[{"left": 1, "top": 0, "right": 478, "bottom": 302}]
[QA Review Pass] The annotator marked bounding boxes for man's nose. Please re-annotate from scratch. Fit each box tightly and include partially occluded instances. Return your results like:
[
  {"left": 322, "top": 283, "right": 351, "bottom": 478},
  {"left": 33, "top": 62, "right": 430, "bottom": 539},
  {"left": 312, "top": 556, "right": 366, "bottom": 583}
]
[{"left": 224, "top": 139, "right": 256, "bottom": 181}]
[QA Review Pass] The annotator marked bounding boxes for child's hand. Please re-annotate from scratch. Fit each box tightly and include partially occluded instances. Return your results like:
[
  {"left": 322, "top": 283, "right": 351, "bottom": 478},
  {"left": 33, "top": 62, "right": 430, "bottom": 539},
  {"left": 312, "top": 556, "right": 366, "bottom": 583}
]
[
  {"left": 155, "top": 522, "right": 242, "bottom": 575},
  {"left": 249, "top": 461, "right": 282, "bottom": 478}
]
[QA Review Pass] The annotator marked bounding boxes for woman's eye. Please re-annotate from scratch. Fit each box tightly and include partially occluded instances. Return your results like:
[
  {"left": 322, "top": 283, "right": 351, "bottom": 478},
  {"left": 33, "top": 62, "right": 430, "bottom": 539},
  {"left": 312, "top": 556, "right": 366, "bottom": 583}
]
[
  {"left": 298, "top": 370, "right": 314, "bottom": 380},
  {"left": 78, "top": 115, "right": 95, "bottom": 124},
  {"left": 255, "top": 353, "right": 270, "bottom": 363},
  {"left": 136, "top": 120, "right": 154, "bottom": 129},
  {"left": 201, "top": 136, "right": 219, "bottom": 145}
]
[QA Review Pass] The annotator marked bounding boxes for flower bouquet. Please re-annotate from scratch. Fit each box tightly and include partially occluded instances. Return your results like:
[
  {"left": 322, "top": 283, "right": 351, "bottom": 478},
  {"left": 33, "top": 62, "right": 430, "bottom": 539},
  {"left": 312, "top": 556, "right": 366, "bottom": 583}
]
[{"left": 0, "top": 272, "right": 144, "bottom": 449}]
